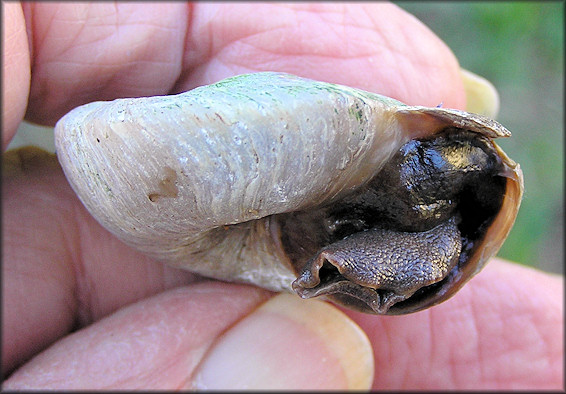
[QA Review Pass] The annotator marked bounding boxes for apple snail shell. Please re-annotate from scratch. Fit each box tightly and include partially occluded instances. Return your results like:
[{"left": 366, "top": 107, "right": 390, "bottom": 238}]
[{"left": 54, "top": 72, "right": 523, "bottom": 315}]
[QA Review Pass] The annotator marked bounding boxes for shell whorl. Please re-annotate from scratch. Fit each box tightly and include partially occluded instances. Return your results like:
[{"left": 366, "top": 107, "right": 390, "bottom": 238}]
[
  {"left": 55, "top": 73, "right": 417, "bottom": 290},
  {"left": 54, "top": 72, "right": 522, "bottom": 312}
]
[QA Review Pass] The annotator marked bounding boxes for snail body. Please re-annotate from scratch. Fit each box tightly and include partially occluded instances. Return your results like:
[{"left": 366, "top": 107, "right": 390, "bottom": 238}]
[{"left": 55, "top": 72, "right": 523, "bottom": 315}]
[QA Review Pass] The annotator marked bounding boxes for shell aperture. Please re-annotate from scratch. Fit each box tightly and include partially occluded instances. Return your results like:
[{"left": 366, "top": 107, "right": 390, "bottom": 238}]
[{"left": 54, "top": 72, "right": 523, "bottom": 315}]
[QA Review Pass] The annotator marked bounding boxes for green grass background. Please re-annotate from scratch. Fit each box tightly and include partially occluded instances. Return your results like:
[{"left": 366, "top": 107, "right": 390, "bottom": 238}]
[{"left": 398, "top": 2, "right": 563, "bottom": 273}]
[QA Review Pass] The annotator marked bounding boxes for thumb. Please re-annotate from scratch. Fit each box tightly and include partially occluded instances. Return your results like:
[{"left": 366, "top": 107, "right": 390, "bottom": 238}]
[
  {"left": 3, "top": 283, "right": 373, "bottom": 390},
  {"left": 190, "top": 292, "right": 373, "bottom": 390}
]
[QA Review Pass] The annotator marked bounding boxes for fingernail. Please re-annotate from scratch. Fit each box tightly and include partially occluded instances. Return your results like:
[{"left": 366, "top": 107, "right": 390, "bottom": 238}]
[
  {"left": 461, "top": 68, "right": 500, "bottom": 118},
  {"left": 189, "top": 293, "right": 374, "bottom": 390}
]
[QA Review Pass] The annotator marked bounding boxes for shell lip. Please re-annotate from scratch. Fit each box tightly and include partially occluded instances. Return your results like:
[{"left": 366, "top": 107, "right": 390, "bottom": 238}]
[{"left": 395, "top": 106, "right": 512, "bottom": 140}]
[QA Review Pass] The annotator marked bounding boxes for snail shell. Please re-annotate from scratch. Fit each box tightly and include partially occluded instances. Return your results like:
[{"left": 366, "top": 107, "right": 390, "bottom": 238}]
[{"left": 54, "top": 72, "right": 523, "bottom": 315}]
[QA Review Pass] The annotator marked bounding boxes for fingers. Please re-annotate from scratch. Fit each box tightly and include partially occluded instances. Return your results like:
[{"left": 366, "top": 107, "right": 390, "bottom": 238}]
[
  {"left": 6, "top": 258, "right": 561, "bottom": 390},
  {"left": 190, "top": 292, "right": 373, "bottom": 390},
  {"left": 342, "top": 258, "right": 563, "bottom": 390},
  {"left": 2, "top": 148, "right": 196, "bottom": 375},
  {"left": 3, "top": 149, "right": 563, "bottom": 390},
  {"left": 461, "top": 69, "right": 500, "bottom": 117},
  {"left": 3, "top": 284, "right": 374, "bottom": 390},
  {"left": 2, "top": 3, "right": 31, "bottom": 149},
  {"left": 4, "top": 2, "right": 467, "bottom": 376},
  {"left": 22, "top": 2, "right": 189, "bottom": 127},
  {"left": 178, "top": 3, "right": 464, "bottom": 107},
  {"left": 21, "top": 3, "right": 464, "bottom": 127}
]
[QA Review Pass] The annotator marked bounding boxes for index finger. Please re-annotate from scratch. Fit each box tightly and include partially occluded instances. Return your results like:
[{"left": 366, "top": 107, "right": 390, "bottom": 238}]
[{"left": 19, "top": 2, "right": 464, "bottom": 127}]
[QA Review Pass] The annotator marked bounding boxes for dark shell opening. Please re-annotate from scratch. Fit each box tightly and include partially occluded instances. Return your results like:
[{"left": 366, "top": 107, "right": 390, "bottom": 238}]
[{"left": 277, "top": 128, "right": 507, "bottom": 315}]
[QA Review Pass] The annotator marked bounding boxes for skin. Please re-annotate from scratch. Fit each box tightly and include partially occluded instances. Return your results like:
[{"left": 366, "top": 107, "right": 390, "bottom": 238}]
[{"left": 2, "top": 2, "right": 563, "bottom": 390}]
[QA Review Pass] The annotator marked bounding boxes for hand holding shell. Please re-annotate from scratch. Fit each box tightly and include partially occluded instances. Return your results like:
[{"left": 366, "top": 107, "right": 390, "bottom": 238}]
[{"left": 54, "top": 72, "right": 523, "bottom": 315}]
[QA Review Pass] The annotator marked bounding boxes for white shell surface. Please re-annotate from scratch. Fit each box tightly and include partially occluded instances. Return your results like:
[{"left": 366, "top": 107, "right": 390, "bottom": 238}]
[{"left": 54, "top": 73, "right": 415, "bottom": 290}]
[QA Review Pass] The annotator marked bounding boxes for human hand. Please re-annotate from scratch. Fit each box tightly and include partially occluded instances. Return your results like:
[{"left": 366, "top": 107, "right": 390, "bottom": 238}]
[{"left": 2, "top": 2, "right": 562, "bottom": 390}]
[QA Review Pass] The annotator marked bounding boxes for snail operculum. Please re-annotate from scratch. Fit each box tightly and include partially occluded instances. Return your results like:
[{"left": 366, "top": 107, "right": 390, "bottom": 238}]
[{"left": 292, "top": 217, "right": 462, "bottom": 314}]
